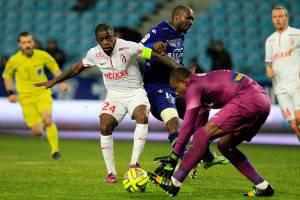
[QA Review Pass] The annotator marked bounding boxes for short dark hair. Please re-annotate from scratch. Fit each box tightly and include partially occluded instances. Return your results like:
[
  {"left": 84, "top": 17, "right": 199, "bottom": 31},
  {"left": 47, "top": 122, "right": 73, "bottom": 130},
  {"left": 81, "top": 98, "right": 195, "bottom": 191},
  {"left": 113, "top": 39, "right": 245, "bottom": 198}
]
[
  {"left": 172, "top": 5, "right": 192, "bottom": 19},
  {"left": 170, "top": 68, "right": 192, "bottom": 83},
  {"left": 95, "top": 23, "right": 114, "bottom": 36},
  {"left": 17, "top": 31, "right": 31, "bottom": 42}
]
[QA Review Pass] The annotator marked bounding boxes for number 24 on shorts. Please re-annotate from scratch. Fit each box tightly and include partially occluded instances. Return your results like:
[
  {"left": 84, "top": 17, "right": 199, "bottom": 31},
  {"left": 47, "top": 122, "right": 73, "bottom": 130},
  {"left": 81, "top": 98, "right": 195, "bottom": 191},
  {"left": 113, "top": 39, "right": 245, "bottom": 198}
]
[{"left": 102, "top": 102, "right": 117, "bottom": 113}]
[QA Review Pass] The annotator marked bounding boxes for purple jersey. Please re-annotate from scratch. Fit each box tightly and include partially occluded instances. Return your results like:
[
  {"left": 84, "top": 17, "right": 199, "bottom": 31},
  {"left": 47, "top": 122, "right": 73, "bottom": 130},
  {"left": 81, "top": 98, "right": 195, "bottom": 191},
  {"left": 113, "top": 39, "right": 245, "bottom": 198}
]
[
  {"left": 141, "top": 21, "right": 185, "bottom": 85},
  {"left": 173, "top": 70, "right": 268, "bottom": 155},
  {"left": 185, "top": 71, "right": 265, "bottom": 110}
]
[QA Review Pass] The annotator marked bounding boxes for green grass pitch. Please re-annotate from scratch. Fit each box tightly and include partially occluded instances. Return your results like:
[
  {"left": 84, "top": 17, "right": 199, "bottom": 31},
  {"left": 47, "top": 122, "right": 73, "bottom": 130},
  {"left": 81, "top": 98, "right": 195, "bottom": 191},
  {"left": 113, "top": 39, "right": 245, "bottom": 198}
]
[{"left": 0, "top": 134, "right": 299, "bottom": 199}]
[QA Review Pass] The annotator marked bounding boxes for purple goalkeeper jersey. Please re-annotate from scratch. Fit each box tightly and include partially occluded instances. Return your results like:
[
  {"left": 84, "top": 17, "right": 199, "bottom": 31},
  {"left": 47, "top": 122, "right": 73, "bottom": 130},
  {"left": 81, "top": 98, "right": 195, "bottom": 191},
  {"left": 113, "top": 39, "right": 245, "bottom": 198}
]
[{"left": 173, "top": 70, "right": 266, "bottom": 155}]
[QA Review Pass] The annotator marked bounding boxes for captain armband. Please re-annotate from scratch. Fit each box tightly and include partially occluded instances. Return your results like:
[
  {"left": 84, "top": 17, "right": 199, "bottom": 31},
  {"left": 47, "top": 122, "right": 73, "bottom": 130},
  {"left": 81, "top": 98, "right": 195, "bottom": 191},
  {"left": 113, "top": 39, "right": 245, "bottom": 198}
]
[{"left": 140, "top": 47, "right": 153, "bottom": 60}]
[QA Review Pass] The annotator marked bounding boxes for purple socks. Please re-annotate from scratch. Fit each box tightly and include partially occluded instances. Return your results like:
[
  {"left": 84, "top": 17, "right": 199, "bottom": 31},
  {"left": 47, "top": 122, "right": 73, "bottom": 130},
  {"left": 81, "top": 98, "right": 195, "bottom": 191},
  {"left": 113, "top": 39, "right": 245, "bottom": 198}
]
[
  {"left": 217, "top": 143, "right": 264, "bottom": 185},
  {"left": 173, "top": 127, "right": 210, "bottom": 182}
]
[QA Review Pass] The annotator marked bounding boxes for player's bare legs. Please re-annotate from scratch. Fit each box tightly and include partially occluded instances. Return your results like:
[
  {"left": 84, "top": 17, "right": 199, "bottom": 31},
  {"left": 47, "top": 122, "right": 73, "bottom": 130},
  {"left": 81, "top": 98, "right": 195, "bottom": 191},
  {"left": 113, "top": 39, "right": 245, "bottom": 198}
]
[
  {"left": 130, "top": 104, "right": 149, "bottom": 168},
  {"left": 277, "top": 94, "right": 300, "bottom": 140},
  {"left": 100, "top": 113, "right": 118, "bottom": 183},
  {"left": 41, "top": 110, "right": 52, "bottom": 126},
  {"left": 42, "top": 110, "right": 60, "bottom": 159},
  {"left": 30, "top": 124, "right": 43, "bottom": 136},
  {"left": 288, "top": 119, "right": 300, "bottom": 138},
  {"left": 292, "top": 110, "right": 300, "bottom": 140},
  {"left": 165, "top": 117, "right": 179, "bottom": 133}
]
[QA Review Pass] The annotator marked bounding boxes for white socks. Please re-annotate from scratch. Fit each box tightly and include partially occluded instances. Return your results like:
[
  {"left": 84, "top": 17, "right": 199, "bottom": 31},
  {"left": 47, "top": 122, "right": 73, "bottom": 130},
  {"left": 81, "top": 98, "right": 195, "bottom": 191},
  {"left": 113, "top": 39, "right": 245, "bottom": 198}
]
[
  {"left": 130, "top": 124, "right": 148, "bottom": 165},
  {"left": 256, "top": 180, "right": 269, "bottom": 190},
  {"left": 100, "top": 135, "right": 116, "bottom": 175},
  {"left": 100, "top": 124, "right": 148, "bottom": 174}
]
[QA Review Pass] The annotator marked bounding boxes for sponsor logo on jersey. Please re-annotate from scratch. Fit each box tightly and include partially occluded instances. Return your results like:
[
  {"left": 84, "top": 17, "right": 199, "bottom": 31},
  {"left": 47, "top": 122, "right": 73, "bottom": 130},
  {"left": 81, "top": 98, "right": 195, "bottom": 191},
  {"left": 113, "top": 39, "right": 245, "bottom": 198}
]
[
  {"left": 96, "top": 52, "right": 105, "bottom": 59},
  {"left": 104, "top": 70, "right": 129, "bottom": 80},
  {"left": 272, "top": 51, "right": 292, "bottom": 61},
  {"left": 167, "top": 48, "right": 184, "bottom": 63},
  {"left": 119, "top": 54, "right": 127, "bottom": 64}
]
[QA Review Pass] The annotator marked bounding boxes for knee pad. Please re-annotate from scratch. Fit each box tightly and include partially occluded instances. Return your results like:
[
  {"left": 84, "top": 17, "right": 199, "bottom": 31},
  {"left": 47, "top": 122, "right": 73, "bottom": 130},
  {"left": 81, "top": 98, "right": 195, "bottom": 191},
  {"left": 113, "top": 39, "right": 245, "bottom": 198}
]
[{"left": 160, "top": 108, "right": 179, "bottom": 123}]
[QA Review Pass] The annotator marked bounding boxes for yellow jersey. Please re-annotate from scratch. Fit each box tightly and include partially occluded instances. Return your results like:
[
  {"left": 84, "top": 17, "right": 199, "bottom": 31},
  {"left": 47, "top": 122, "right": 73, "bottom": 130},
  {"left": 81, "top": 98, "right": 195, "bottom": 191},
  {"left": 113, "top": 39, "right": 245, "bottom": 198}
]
[{"left": 2, "top": 49, "right": 60, "bottom": 94}]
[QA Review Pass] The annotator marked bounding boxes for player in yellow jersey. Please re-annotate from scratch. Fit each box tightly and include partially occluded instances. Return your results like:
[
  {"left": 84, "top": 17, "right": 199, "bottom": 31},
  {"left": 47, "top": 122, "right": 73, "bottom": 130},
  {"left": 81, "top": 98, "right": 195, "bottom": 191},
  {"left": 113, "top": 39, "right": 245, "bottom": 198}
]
[{"left": 2, "top": 32, "right": 68, "bottom": 160}]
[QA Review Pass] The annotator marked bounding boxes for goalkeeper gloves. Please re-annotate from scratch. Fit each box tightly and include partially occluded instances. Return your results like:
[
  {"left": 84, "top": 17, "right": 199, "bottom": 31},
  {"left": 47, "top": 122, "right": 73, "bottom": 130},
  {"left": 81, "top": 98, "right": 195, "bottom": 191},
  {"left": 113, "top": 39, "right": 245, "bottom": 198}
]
[{"left": 153, "top": 151, "right": 179, "bottom": 178}]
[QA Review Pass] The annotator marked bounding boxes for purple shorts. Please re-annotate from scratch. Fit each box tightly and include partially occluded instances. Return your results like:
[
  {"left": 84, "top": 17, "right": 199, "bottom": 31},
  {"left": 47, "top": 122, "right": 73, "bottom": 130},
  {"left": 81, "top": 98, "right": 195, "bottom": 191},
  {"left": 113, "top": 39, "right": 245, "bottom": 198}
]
[{"left": 211, "top": 92, "right": 271, "bottom": 141}]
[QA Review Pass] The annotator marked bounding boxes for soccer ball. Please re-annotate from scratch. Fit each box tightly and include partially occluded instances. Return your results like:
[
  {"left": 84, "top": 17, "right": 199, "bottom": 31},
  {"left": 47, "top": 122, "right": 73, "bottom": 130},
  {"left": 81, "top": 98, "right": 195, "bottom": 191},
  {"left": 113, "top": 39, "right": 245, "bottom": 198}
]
[{"left": 123, "top": 168, "right": 149, "bottom": 192}]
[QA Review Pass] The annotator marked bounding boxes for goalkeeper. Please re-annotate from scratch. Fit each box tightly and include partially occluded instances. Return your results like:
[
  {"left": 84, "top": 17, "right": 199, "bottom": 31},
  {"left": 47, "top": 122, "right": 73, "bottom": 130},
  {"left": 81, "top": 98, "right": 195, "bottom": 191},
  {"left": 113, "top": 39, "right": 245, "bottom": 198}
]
[{"left": 149, "top": 68, "right": 274, "bottom": 197}]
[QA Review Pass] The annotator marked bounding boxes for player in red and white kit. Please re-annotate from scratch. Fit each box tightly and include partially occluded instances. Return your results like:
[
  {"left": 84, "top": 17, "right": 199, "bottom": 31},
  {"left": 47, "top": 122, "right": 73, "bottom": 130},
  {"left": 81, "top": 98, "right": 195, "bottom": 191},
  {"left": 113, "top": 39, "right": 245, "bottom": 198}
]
[
  {"left": 35, "top": 23, "right": 181, "bottom": 183},
  {"left": 265, "top": 5, "right": 300, "bottom": 140}
]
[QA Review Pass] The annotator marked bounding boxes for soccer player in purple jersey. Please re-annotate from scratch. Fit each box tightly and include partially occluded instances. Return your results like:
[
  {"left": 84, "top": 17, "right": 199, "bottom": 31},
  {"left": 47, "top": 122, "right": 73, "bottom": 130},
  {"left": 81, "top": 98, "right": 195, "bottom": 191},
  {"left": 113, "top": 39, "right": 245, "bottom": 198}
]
[{"left": 148, "top": 68, "right": 274, "bottom": 197}]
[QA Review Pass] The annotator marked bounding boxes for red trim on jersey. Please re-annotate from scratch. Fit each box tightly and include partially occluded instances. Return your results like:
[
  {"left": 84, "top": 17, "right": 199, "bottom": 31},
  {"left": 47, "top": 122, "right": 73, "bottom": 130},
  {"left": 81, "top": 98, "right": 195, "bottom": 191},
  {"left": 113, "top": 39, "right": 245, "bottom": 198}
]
[
  {"left": 279, "top": 32, "right": 282, "bottom": 48},
  {"left": 110, "top": 57, "right": 114, "bottom": 68}
]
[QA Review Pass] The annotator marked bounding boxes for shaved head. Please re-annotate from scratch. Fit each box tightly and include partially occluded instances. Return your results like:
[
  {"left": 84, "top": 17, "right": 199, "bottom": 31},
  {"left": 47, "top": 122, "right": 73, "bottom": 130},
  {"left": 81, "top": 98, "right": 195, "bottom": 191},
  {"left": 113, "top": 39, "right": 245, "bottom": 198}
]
[
  {"left": 95, "top": 23, "right": 115, "bottom": 36},
  {"left": 170, "top": 67, "right": 192, "bottom": 84},
  {"left": 170, "top": 5, "right": 194, "bottom": 33},
  {"left": 172, "top": 5, "right": 193, "bottom": 19}
]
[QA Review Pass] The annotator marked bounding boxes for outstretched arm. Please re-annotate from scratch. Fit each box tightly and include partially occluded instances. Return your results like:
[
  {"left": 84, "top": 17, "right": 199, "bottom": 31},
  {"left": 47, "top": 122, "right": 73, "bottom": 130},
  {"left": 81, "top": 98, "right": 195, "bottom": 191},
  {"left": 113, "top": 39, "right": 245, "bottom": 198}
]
[
  {"left": 53, "top": 70, "right": 69, "bottom": 92},
  {"left": 35, "top": 62, "right": 86, "bottom": 89},
  {"left": 151, "top": 51, "right": 183, "bottom": 69}
]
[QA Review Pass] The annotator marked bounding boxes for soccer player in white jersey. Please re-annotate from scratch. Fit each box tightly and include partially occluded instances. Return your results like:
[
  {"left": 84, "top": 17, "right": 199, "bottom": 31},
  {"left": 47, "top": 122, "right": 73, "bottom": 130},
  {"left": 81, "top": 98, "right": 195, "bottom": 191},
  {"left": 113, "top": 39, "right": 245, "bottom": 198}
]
[
  {"left": 35, "top": 23, "right": 182, "bottom": 183},
  {"left": 265, "top": 5, "right": 300, "bottom": 141}
]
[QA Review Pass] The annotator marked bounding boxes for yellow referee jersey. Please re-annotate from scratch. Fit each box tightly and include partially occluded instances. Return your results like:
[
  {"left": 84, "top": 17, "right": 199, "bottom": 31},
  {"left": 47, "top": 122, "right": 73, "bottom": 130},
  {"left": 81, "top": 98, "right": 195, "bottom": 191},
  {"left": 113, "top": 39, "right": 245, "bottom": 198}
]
[{"left": 2, "top": 49, "right": 60, "bottom": 94}]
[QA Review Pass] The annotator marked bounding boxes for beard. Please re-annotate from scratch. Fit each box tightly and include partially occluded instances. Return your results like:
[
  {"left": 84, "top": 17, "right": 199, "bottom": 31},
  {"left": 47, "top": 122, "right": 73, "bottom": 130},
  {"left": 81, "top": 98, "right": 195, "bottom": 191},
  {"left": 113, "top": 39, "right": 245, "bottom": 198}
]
[{"left": 23, "top": 48, "right": 33, "bottom": 57}]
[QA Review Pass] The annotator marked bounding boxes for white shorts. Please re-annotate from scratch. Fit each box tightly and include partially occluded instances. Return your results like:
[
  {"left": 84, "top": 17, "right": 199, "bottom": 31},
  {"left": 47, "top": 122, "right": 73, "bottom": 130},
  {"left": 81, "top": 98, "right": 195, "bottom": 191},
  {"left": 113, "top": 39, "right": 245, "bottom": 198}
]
[
  {"left": 100, "top": 88, "right": 150, "bottom": 122},
  {"left": 277, "top": 88, "right": 300, "bottom": 121}
]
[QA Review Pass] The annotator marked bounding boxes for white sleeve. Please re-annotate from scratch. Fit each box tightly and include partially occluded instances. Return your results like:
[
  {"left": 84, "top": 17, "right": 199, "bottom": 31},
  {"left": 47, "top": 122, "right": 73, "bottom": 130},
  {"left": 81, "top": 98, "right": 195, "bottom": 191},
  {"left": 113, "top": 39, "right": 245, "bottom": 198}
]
[
  {"left": 82, "top": 49, "right": 96, "bottom": 67},
  {"left": 128, "top": 42, "right": 144, "bottom": 57},
  {"left": 265, "top": 37, "right": 273, "bottom": 63},
  {"left": 295, "top": 29, "right": 300, "bottom": 49}
]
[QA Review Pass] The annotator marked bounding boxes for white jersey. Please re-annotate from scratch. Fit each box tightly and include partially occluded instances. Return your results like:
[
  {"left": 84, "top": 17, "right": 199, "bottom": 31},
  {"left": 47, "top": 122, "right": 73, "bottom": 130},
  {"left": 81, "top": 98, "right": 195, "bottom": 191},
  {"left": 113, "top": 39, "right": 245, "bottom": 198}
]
[
  {"left": 265, "top": 26, "right": 300, "bottom": 94},
  {"left": 82, "top": 38, "right": 145, "bottom": 92}
]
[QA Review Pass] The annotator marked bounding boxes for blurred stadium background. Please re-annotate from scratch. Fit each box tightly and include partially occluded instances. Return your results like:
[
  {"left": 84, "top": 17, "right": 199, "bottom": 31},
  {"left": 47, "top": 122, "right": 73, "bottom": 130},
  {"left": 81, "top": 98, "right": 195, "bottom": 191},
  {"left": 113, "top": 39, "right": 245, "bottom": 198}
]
[
  {"left": 1, "top": 1, "right": 300, "bottom": 199},
  {"left": 0, "top": 0, "right": 300, "bottom": 145}
]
